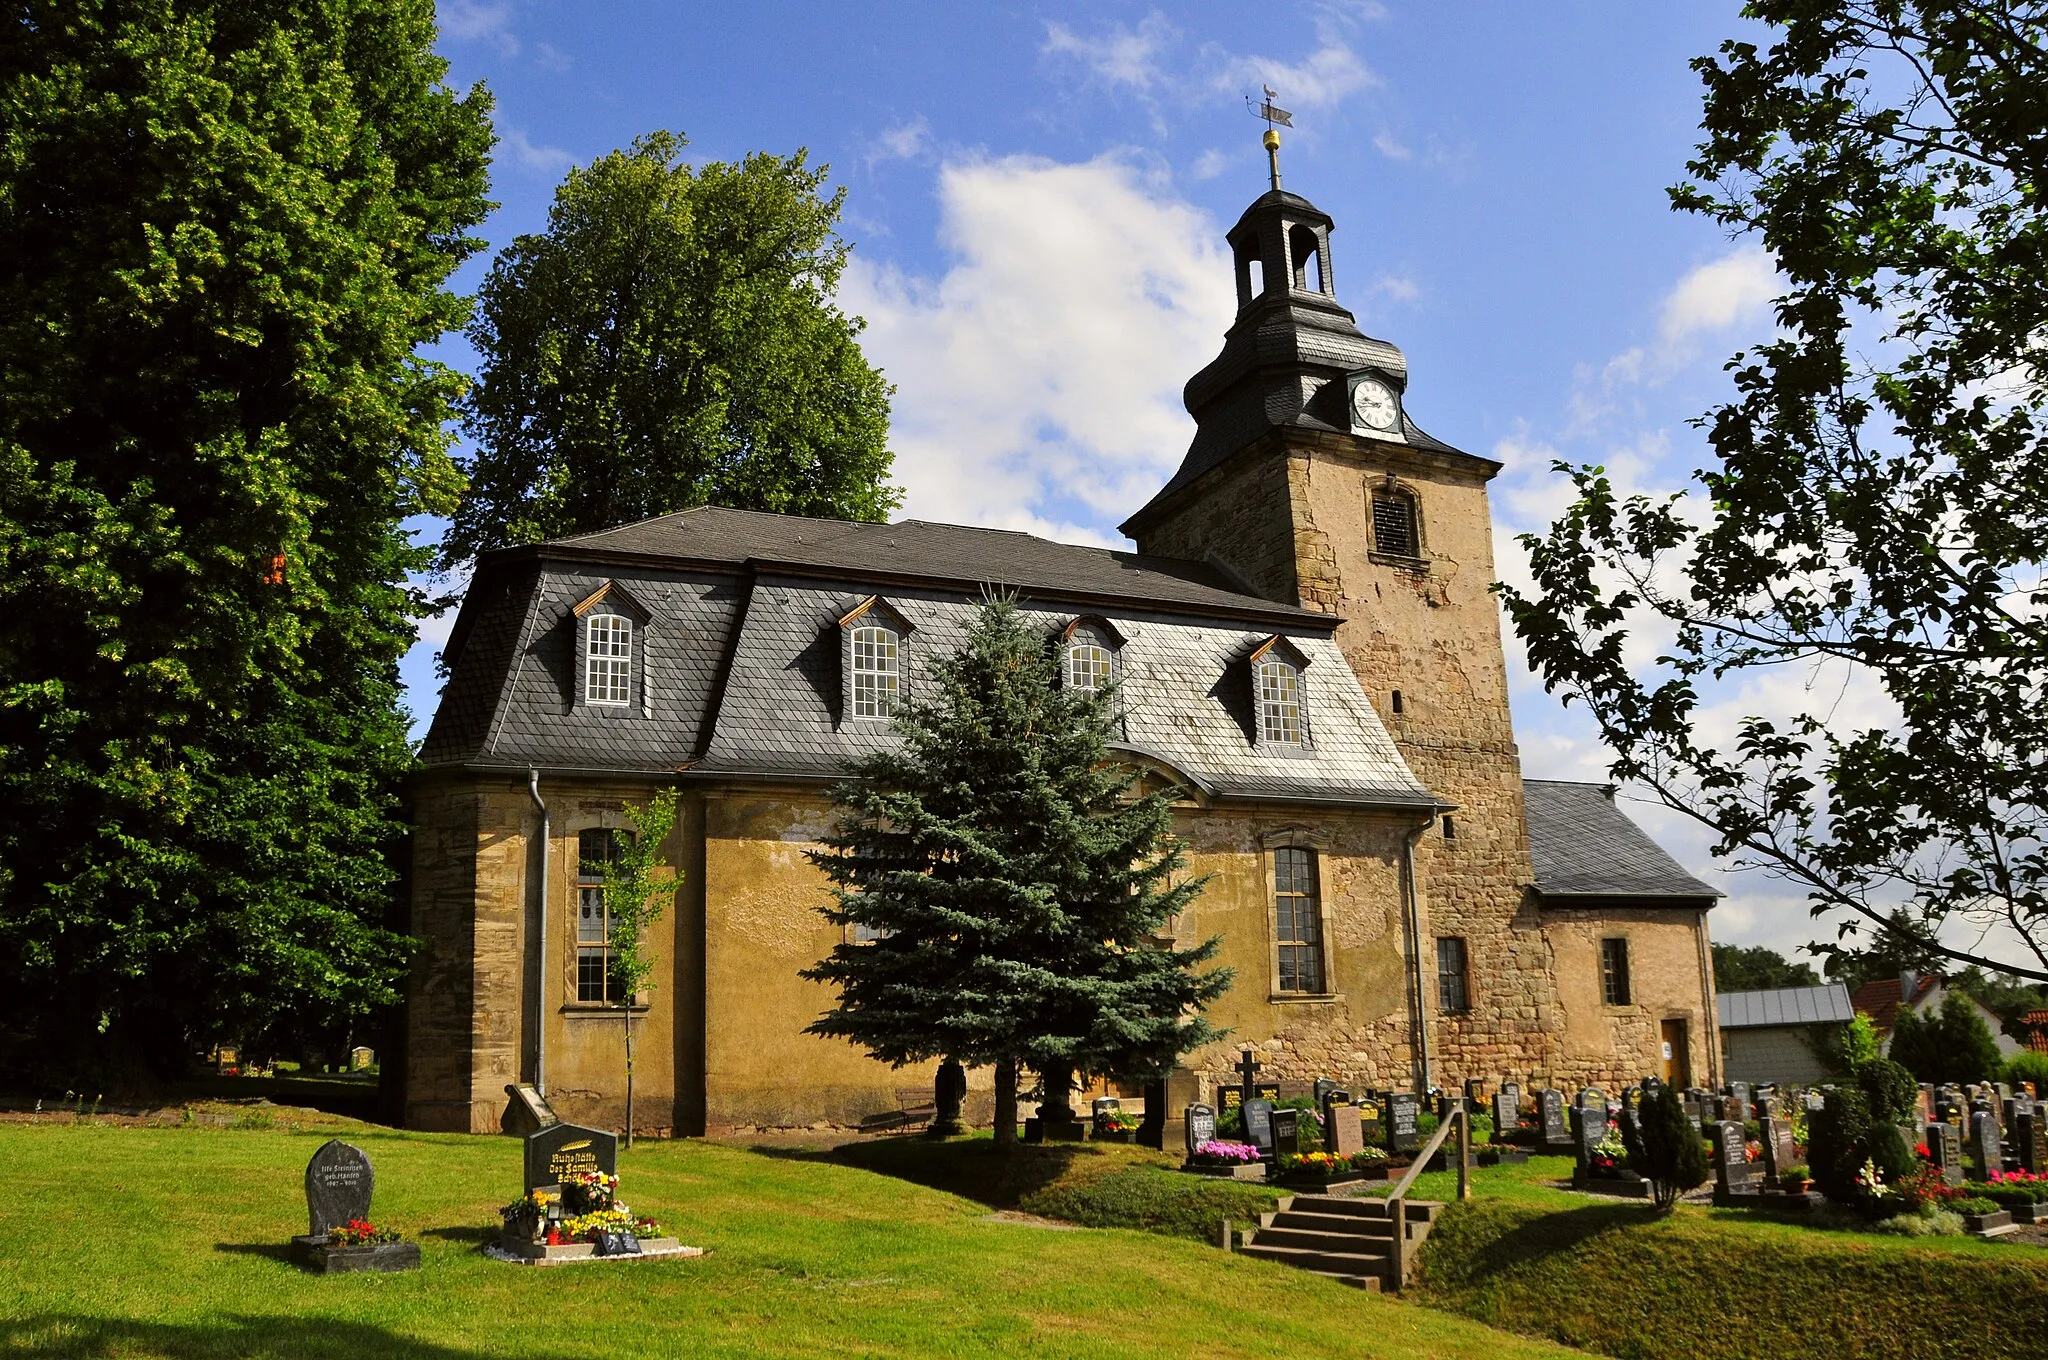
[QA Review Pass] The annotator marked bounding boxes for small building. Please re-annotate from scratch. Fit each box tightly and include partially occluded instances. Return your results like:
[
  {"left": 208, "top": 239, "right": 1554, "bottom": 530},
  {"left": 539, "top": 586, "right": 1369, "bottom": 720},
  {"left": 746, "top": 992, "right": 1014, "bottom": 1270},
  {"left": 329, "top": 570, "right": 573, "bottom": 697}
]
[
  {"left": 1717, "top": 984, "right": 1853, "bottom": 1085},
  {"left": 1850, "top": 972, "right": 2026, "bottom": 1059}
]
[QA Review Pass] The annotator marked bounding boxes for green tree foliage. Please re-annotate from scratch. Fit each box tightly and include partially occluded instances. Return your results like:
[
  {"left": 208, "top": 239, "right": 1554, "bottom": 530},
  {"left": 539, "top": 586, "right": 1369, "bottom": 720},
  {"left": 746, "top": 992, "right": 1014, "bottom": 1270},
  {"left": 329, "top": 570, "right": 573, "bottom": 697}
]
[
  {"left": 596, "top": 790, "right": 681, "bottom": 1147},
  {"left": 1801, "top": 1009, "right": 1880, "bottom": 1076},
  {"left": 1946, "top": 965, "right": 2048, "bottom": 1038},
  {"left": 445, "top": 131, "right": 896, "bottom": 565},
  {"left": 2004, "top": 1049, "right": 2048, "bottom": 1090},
  {"left": 1890, "top": 992, "right": 2004, "bottom": 1086},
  {"left": 0, "top": 0, "right": 492, "bottom": 1082},
  {"left": 802, "top": 598, "right": 1232, "bottom": 1144},
  {"left": 1856, "top": 1056, "right": 1917, "bottom": 1125},
  {"left": 1712, "top": 942, "right": 1820, "bottom": 992},
  {"left": 1629, "top": 1083, "right": 1709, "bottom": 1211},
  {"left": 1808, "top": 1087, "right": 1911, "bottom": 1213},
  {"left": 1497, "top": 3, "right": 2048, "bottom": 983}
]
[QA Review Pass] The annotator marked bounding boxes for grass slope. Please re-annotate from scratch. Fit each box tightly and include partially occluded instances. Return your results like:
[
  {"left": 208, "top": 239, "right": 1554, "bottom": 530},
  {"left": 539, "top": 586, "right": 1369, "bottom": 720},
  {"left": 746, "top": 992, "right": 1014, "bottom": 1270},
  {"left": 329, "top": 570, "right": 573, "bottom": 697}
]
[
  {"left": 0, "top": 1120, "right": 1581, "bottom": 1360},
  {"left": 1398, "top": 1156, "right": 2048, "bottom": 1360}
]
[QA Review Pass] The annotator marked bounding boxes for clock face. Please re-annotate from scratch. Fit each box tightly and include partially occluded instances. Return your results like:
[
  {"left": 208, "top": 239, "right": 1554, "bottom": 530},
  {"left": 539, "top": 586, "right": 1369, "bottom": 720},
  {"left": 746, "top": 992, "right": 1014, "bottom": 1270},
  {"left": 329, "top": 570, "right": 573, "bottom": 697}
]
[{"left": 1351, "top": 378, "right": 1399, "bottom": 431}]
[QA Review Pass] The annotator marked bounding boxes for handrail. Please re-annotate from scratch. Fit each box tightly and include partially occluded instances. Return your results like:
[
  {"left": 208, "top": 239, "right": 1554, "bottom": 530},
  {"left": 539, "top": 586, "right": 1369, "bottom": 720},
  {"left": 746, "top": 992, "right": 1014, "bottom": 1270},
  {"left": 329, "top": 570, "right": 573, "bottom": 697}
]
[{"left": 1387, "top": 1105, "right": 1470, "bottom": 1291}]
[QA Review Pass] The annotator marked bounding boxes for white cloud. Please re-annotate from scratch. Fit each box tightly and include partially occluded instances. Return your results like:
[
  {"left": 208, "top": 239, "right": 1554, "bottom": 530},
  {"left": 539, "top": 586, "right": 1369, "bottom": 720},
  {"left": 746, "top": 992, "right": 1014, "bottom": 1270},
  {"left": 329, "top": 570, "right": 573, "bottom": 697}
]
[
  {"left": 1191, "top": 148, "right": 1233, "bottom": 181},
  {"left": 868, "top": 116, "right": 932, "bottom": 168},
  {"left": 1369, "top": 273, "right": 1419, "bottom": 304},
  {"left": 496, "top": 122, "right": 572, "bottom": 177},
  {"left": 839, "top": 154, "right": 1234, "bottom": 542},
  {"left": 1042, "top": 12, "right": 1176, "bottom": 93},
  {"left": 1208, "top": 22, "right": 1380, "bottom": 111},
  {"left": 440, "top": 0, "right": 519, "bottom": 56},
  {"left": 1373, "top": 130, "right": 1412, "bottom": 160},
  {"left": 1600, "top": 245, "right": 1780, "bottom": 391}
]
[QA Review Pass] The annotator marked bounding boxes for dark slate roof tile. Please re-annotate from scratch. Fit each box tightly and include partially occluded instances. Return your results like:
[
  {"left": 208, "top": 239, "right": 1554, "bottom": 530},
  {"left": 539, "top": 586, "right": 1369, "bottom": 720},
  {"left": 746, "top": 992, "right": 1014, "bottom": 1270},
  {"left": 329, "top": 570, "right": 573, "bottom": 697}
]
[{"left": 1523, "top": 780, "right": 1719, "bottom": 902}]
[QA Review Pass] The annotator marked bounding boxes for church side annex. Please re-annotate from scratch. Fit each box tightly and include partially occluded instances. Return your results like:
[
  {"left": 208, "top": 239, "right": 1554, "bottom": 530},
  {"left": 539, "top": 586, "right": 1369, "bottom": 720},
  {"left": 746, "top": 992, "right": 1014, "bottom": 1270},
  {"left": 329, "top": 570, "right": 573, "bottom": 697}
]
[{"left": 404, "top": 166, "right": 1720, "bottom": 1135}]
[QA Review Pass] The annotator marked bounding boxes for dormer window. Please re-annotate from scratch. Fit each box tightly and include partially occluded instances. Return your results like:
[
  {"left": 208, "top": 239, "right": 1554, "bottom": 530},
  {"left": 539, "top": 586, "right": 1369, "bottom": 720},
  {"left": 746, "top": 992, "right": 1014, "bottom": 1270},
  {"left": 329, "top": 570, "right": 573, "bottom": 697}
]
[
  {"left": 571, "top": 580, "right": 651, "bottom": 714},
  {"left": 851, "top": 625, "right": 899, "bottom": 718},
  {"left": 584, "top": 614, "right": 633, "bottom": 706},
  {"left": 1248, "top": 635, "right": 1311, "bottom": 749},
  {"left": 840, "top": 596, "right": 914, "bottom": 724},
  {"left": 1060, "top": 617, "right": 1127, "bottom": 694}
]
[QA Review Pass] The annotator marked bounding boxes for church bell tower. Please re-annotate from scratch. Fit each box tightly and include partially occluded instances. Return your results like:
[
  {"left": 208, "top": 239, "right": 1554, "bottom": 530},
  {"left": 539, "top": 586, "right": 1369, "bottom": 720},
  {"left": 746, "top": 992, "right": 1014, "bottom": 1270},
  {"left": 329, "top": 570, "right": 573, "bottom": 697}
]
[{"left": 1121, "top": 139, "right": 1563, "bottom": 1084}]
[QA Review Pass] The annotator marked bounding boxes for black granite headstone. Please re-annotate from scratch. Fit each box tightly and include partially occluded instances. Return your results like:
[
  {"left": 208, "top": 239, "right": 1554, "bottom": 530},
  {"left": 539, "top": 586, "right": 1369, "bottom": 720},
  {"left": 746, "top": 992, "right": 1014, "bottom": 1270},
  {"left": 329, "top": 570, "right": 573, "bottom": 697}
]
[
  {"left": 1388, "top": 1091, "right": 1420, "bottom": 1153},
  {"left": 1243, "top": 1097, "right": 1275, "bottom": 1154},
  {"left": 1969, "top": 1110, "right": 2002, "bottom": 1182},
  {"left": 1184, "top": 1102, "right": 1216, "bottom": 1159},
  {"left": 1271, "top": 1107, "right": 1301, "bottom": 1159},
  {"left": 1539, "top": 1089, "right": 1570, "bottom": 1148},
  {"left": 304, "top": 1140, "right": 374, "bottom": 1239},
  {"left": 524, "top": 1122, "right": 618, "bottom": 1194},
  {"left": 1761, "top": 1116, "right": 1796, "bottom": 1183},
  {"left": 1715, "top": 1119, "right": 1757, "bottom": 1193},
  {"left": 1492, "top": 1090, "right": 1518, "bottom": 1142},
  {"left": 2018, "top": 1110, "right": 2047, "bottom": 1176}
]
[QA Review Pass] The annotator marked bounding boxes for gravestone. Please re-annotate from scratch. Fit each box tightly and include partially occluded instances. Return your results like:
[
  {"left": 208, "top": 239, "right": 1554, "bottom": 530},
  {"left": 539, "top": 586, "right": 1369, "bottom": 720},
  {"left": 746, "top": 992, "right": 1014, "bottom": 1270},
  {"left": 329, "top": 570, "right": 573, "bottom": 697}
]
[
  {"left": 2017, "top": 1109, "right": 2048, "bottom": 1176},
  {"left": 1753, "top": 1091, "right": 1778, "bottom": 1120},
  {"left": 1761, "top": 1116, "right": 1796, "bottom": 1185},
  {"left": 1728, "top": 1081, "right": 1751, "bottom": 1114},
  {"left": 350, "top": 1046, "right": 375, "bottom": 1071},
  {"left": 1092, "top": 1096, "right": 1121, "bottom": 1116},
  {"left": 1571, "top": 1105, "right": 1605, "bottom": 1172},
  {"left": 1183, "top": 1102, "right": 1217, "bottom": 1160},
  {"left": 1539, "top": 1089, "right": 1571, "bottom": 1149},
  {"left": 1325, "top": 1096, "right": 1365, "bottom": 1159},
  {"left": 1464, "top": 1077, "right": 1487, "bottom": 1115},
  {"left": 1719, "top": 1095, "right": 1747, "bottom": 1124},
  {"left": 1139, "top": 1078, "right": 1168, "bottom": 1150},
  {"left": 932, "top": 1061, "right": 969, "bottom": 1135},
  {"left": 1714, "top": 1120, "right": 1758, "bottom": 1195},
  {"left": 1233, "top": 1048, "right": 1263, "bottom": 1108},
  {"left": 1271, "top": 1107, "right": 1301, "bottom": 1160},
  {"left": 1387, "top": 1092, "right": 1421, "bottom": 1153},
  {"left": 303, "top": 1140, "right": 374, "bottom": 1240},
  {"left": 1969, "top": 1110, "right": 2003, "bottom": 1182},
  {"left": 1314, "top": 1077, "right": 1337, "bottom": 1107},
  {"left": 1916, "top": 1085, "right": 1935, "bottom": 1124},
  {"left": 1218, "top": 1087, "right": 1244, "bottom": 1113},
  {"left": 1929, "top": 1120, "right": 1964, "bottom": 1186},
  {"left": 501, "top": 1083, "right": 561, "bottom": 1137},
  {"left": 1243, "top": 1097, "right": 1276, "bottom": 1155},
  {"left": 525, "top": 1122, "right": 618, "bottom": 1195},
  {"left": 1357, "top": 1096, "right": 1385, "bottom": 1148},
  {"left": 1492, "top": 1090, "right": 1519, "bottom": 1142}
]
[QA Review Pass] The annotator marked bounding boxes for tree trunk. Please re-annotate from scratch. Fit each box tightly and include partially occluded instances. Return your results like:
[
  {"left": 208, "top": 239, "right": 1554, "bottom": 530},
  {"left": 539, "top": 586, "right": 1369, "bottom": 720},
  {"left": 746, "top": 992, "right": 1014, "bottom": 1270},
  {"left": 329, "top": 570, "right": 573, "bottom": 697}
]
[
  {"left": 993, "top": 1058, "right": 1018, "bottom": 1149},
  {"left": 624, "top": 1008, "right": 635, "bottom": 1149}
]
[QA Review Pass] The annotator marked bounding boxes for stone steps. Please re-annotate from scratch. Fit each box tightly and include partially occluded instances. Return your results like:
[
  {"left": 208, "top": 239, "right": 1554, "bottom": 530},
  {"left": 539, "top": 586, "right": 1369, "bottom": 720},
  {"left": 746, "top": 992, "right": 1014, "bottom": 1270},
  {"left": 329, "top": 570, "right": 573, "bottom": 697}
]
[{"left": 1241, "top": 1194, "right": 1444, "bottom": 1292}]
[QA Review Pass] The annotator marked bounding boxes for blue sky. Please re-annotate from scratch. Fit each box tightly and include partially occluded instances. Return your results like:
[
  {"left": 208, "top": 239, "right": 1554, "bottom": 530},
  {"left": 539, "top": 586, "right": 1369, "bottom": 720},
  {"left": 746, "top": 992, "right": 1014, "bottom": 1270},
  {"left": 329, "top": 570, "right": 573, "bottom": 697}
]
[{"left": 413, "top": 2, "right": 1853, "bottom": 958}]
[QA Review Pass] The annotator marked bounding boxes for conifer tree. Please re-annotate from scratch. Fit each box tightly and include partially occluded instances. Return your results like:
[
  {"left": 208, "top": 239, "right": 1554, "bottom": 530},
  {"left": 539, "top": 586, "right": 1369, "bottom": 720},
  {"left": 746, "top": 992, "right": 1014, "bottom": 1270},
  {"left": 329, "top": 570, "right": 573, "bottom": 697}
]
[
  {"left": 802, "top": 598, "right": 1231, "bottom": 1145},
  {"left": 1629, "top": 1082, "right": 1708, "bottom": 1211}
]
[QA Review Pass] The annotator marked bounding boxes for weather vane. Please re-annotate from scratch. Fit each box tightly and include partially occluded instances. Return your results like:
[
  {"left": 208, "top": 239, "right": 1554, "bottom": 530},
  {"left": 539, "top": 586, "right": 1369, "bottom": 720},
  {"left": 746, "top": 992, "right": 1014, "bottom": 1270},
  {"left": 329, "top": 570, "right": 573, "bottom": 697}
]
[{"left": 1247, "top": 84, "right": 1292, "bottom": 190}]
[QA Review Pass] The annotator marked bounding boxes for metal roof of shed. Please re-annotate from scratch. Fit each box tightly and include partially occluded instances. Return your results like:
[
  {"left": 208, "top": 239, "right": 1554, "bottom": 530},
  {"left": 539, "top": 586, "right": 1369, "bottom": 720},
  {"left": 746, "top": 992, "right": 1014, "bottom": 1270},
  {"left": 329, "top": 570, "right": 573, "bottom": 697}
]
[{"left": 1716, "top": 984, "right": 1854, "bottom": 1030}]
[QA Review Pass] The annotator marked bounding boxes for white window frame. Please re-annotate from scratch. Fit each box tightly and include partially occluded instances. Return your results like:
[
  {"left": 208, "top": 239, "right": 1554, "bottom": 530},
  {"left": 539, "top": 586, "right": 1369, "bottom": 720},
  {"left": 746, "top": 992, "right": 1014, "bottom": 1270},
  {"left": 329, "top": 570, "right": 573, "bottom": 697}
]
[
  {"left": 584, "top": 612, "right": 633, "bottom": 707},
  {"left": 1257, "top": 658, "right": 1303, "bottom": 745},
  {"left": 1067, "top": 631, "right": 1113, "bottom": 693},
  {"left": 850, "top": 624, "right": 900, "bottom": 720}
]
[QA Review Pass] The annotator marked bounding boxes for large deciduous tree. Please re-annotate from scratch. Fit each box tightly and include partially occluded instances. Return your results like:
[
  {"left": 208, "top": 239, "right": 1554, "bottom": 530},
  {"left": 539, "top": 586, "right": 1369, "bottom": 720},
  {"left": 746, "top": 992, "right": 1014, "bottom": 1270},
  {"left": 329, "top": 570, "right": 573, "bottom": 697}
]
[
  {"left": 802, "top": 599, "right": 1231, "bottom": 1146},
  {"left": 443, "top": 130, "right": 896, "bottom": 566},
  {"left": 0, "top": 0, "right": 493, "bottom": 1082},
  {"left": 1499, "top": 1, "right": 2048, "bottom": 982}
]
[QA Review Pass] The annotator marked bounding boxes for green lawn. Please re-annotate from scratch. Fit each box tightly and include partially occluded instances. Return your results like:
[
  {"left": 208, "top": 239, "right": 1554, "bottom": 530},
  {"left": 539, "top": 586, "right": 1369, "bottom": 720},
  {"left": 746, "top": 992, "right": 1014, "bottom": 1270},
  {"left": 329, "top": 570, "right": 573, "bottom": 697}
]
[{"left": 0, "top": 1119, "right": 1585, "bottom": 1360}]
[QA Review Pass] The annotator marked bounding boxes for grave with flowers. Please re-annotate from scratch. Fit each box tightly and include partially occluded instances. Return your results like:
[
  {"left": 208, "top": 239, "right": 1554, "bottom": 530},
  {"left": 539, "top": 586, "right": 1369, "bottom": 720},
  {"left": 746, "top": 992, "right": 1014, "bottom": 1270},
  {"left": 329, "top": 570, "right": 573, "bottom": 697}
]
[
  {"left": 290, "top": 1139, "right": 419, "bottom": 1274},
  {"left": 493, "top": 1123, "right": 699, "bottom": 1266}
]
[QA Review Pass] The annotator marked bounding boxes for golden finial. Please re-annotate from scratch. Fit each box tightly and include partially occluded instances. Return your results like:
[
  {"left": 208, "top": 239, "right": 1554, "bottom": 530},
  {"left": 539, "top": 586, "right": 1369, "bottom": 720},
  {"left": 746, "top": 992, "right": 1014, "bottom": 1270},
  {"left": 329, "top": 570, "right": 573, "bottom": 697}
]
[{"left": 1250, "top": 85, "right": 1292, "bottom": 192}]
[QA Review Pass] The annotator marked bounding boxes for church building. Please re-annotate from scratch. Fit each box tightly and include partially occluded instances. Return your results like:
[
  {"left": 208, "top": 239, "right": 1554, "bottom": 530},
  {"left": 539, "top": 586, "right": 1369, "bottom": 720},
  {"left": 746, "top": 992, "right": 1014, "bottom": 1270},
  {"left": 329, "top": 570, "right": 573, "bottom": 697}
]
[{"left": 403, "top": 165, "right": 1721, "bottom": 1135}]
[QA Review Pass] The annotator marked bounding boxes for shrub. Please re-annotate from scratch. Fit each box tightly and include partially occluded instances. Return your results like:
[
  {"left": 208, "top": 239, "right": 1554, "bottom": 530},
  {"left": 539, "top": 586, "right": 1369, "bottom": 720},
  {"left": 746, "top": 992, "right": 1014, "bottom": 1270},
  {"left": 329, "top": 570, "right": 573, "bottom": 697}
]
[
  {"left": 1951, "top": 1196, "right": 2001, "bottom": 1215},
  {"left": 1629, "top": 1082, "right": 1709, "bottom": 1210},
  {"left": 2005, "top": 1049, "right": 2048, "bottom": 1092},
  {"left": 1808, "top": 1088, "right": 1911, "bottom": 1212},
  {"left": 1018, "top": 1166, "right": 1280, "bottom": 1242},
  {"left": 1857, "top": 1057, "right": 1917, "bottom": 1124},
  {"left": 1869, "top": 1208, "right": 1965, "bottom": 1237},
  {"left": 1892, "top": 994, "right": 2003, "bottom": 1085}
]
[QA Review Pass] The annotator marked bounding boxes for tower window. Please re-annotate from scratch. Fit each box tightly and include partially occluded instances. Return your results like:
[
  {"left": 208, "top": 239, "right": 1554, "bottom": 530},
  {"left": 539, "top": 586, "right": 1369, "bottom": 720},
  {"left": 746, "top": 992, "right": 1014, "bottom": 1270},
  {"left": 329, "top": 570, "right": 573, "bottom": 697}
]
[
  {"left": 1391, "top": 689, "right": 1404, "bottom": 715},
  {"left": 584, "top": 613, "right": 633, "bottom": 706},
  {"left": 1600, "top": 938, "right": 1633, "bottom": 1006},
  {"left": 1442, "top": 814, "right": 1456, "bottom": 841},
  {"left": 851, "top": 626, "right": 900, "bottom": 719},
  {"left": 1372, "top": 490, "right": 1419, "bottom": 558},
  {"left": 1289, "top": 224, "right": 1327, "bottom": 294},
  {"left": 1436, "top": 936, "right": 1471, "bottom": 1014},
  {"left": 1273, "top": 847, "right": 1325, "bottom": 993},
  {"left": 1257, "top": 659, "right": 1302, "bottom": 745}
]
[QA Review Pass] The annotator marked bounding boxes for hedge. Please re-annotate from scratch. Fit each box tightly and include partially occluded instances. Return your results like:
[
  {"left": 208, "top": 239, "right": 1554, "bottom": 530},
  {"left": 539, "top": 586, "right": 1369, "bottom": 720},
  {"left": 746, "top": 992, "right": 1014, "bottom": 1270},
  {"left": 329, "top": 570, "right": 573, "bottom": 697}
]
[{"left": 1416, "top": 1198, "right": 2048, "bottom": 1360}]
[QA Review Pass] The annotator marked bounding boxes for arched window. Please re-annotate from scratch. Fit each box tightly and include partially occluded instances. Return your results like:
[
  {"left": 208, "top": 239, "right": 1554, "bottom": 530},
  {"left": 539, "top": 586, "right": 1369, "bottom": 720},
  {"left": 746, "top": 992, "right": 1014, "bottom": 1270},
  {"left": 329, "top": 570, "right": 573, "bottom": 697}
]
[
  {"left": 1067, "top": 627, "right": 1114, "bottom": 692},
  {"left": 851, "top": 625, "right": 900, "bottom": 719},
  {"left": 1371, "top": 487, "right": 1420, "bottom": 559},
  {"left": 1257, "top": 658, "right": 1302, "bottom": 745},
  {"left": 584, "top": 613, "right": 633, "bottom": 706},
  {"left": 1289, "top": 224, "right": 1328, "bottom": 294}
]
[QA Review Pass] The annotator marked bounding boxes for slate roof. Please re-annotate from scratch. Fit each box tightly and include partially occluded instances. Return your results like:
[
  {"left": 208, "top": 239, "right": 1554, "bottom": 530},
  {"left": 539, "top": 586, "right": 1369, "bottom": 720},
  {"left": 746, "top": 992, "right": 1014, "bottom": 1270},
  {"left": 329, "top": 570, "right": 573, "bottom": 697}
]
[
  {"left": 418, "top": 511, "right": 1436, "bottom": 808},
  {"left": 1717, "top": 985, "right": 1854, "bottom": 1030},
  {"left": 1522, "top": 780, "right": 1719, "bottom": 903},
  {"left": 538, "top": 506, "right": 1328, "bottom": 626}
]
